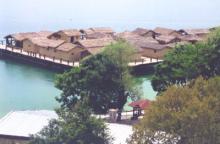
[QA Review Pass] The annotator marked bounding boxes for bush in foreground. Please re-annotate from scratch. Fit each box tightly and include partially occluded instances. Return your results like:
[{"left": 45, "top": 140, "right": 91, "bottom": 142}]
[
  {"left": 128, "top": 77, "right": 220, "bottom": 144},
  {"left": 29, "top": 102, "right": 112, "bottom": 144}
]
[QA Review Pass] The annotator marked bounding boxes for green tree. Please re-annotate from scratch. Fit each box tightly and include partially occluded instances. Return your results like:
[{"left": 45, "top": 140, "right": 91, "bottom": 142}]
[
  {"left": 29, "top": 101, "right": 112, "bottom": 144},
  {"left": 152, "top": 28, "right": 220, "bottom": 92},
  {"left": 128, "top": 77, "right": 220, "bottom": 144},
  {"left": 55, "top": 40, "right": 138, "bottom": 121},
  {"left": 103, "top": 40, "right": 138, "bottom": 120}
]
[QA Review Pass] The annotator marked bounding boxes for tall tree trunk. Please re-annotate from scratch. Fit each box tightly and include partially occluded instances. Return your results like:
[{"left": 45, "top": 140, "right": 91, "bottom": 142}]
[
  {"left": 117, "top": 108, "right": 122, "bottom": 121},
  {"left": 117, "top": 86, "right": 125, "bottom": 122}
]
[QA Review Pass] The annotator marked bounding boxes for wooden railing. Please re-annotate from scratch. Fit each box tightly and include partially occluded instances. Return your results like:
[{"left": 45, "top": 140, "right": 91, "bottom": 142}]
[
  {"left": 0, "top": 43, "right": 162, "bottom": 67},
  {"left": 0, "top": 44, "right": 80, "bottom": 67}
]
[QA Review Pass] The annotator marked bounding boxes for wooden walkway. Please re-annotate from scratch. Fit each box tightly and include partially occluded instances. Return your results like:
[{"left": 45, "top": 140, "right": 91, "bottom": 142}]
[
  {"left": 0, "top": 44, "right": 162, "bottom": 67},
  {"left": 128, "top": 57, "right": 162, "bottom": 66},
  {"left": 0, "top": 44, "right": 79, "bottom": 67}
]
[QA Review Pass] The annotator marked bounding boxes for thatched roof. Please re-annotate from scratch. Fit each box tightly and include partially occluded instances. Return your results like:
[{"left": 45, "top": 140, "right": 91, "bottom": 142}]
[
  {"left": 80, "top": 29, "right": 94, "bottom": 35},
  {"left": 183, "top": 29, "right": 210, "bottom": 35},
  {"left": 50, "top": 29, "right": 81, "bottom": 37},
  {"left": 87, "top": 48, "right": 104, "bottom": 55},
  {"left": 29, "top": 38, "right": 65, "bottom": 48},
  {"left": 5, "top": 32, "right": 38, "bottom": 41},
  {"left": 129, "top": 37, "right": 159, "bottom": 48},
  {"left": 86, "top": 32, "right": 109, "bottom": 39},
  {"left": 116, "top": 31, "right": 159, "bottom": 52},
  {"left": 77, "top": 38, "right": 114, "bottom": 48},
  {"left": 5, "top": 31, "right": 53, "bottom": 41},
  {"left": 132, "top": 28, "right": 155, "bottom": 36},
  {"left": 141, "top": 42, "right": 170, "bottom": 50},
  {"left": 37, "top": 31, "right": 53, "bottom": 38},
  {"left": 179, "top": 35, "right": 203, "bottom": 43},
  {"left": 156, "top": 35, "right": 181, "bottom": 44},
  {"left": 116, "top": 31, "right": 140, "bottom": 39},
  {"left": 56, "top": 43, "right": 77, "bottom": 52},
  {"left": 117, "top": 31, "right": 158, "bottom": 43},
  {"left": 154, "top": 27, "right": 176, "bottom": 35},
  {"left": 90, "top": 27, "right": 114, "bottom": 34}
]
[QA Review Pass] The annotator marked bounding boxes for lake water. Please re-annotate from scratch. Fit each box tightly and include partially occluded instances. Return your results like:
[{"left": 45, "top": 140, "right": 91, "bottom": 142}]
[
  {"left": 0, "top": 59, "right": 60, "bottom": 117},
  {"left": 0, "top": 59, "right": 156, "bottom": 117},
  {"left": 0, "top": 0, "right": 220, "bottom": 117}
]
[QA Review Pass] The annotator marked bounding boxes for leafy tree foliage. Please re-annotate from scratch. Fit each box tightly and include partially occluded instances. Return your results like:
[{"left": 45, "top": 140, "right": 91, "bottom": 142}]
[
  {"left": 29, "top": 101, "right": 112, "bottom": 144},
  {"left": 55, "top": 40, "right": 138, "bottom": 120},
  {"left": 128, "top": 77, "right": 220, "bottom": 144},
  {"left": 152, "top": 28, "right": 220, "bottom": 92}
]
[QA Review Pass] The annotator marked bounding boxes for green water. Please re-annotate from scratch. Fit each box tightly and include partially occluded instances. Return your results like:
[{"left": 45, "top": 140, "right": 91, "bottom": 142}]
[
  {"left": 0, "top": 59, "right": 157, "bottom": 117},
  {"left": 124, "top": 76, "right": 157, "bottom": 111},
  {"left": 135, "top": 76, "right": 157, "bottom": 100},
  {"left": 0, "top": 59, "right": 60, "bottom": 117}
]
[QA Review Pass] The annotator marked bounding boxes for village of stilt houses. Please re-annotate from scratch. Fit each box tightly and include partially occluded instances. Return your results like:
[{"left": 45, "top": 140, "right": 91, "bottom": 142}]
[{"left": 0, "top": 27, "right": 210, "bottom": 68}]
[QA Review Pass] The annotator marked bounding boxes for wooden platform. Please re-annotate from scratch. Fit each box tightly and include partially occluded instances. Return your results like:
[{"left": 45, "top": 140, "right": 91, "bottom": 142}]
[
  {"left": 0, "top": 44, "right": 163, "bottom": 72},
  {"left": 0, "top": 44, "right": 79, "bottom": 67}
]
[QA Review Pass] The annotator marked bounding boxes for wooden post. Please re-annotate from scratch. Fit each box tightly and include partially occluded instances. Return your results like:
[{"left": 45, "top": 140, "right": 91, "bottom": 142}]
[
  {"left": 67, "top": 60, "right": 69, "bottom": 64},
  {"left": 53, "top": 57, "right": 55, "bottom": 62},
  {"left": 135, "top": 59, "right": 136, "bottom": 64},
  {"left": 44, "top": 55, "right": 45, "bottom": 60},
  {"left": 60, "top": 58, "right": 62, "bottom": 63}
]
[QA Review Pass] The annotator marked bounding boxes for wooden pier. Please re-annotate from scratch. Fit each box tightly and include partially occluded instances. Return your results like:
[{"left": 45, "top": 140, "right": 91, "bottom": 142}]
[
  {"left": 0, "top": 44, "right": 75, "bottom": 72},
  {"left": 0, "top": 44, "right": 79, "bottom": 67},
  {"left": 0, "top": 43, "right": 162, "bottom": 73}
]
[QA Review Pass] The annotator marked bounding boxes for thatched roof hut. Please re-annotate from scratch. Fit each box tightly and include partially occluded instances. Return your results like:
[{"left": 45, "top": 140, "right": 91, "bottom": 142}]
[
  {"left": 154, "top": 27, "right": 179, "bottom": 36},
  {"left": 5, "top": 31, "right": 53, "bottom": 41},
  {"left": 156, "top": 35, "right": 181, "bottom": 44},
  {"left": 117, "top": 31, "right": 158, "bottom": 43},
  {"left": 48, "top": 29, "right": 81, "bottom": 43},
  {"left": 55, "top": 43, "right": 87, "bottom": 61},
  {"left": 49, "top": 29, "right": 81, "bottom": 38},
  {"left": 80, "top": 27, "right": 115, "bottom": 40},
  {"left": 116, "top": 31, "right": 160, "bottom": 53},
  {"left": 37, "top": 31, "right": 53, "bottom": 38},
  {"left": 76, "top": 38, "right": 115, "bottom": 55},
  {"left": 4, "top": 31, "right": 53, "bottom": 48},
  {"left": 183, "top": 29, "right": 210, "bottom": 36},
  {"left": 86, "top": 32, "right": 109, "bottom": 39},
  {"left": 77, "top": 38, "right": 114, "bottom": 48},
  {"left": 132, "top": 28, "right": 157, "bottom": 37},
  {"left": 90, "top": 27, "right": 114, "bottom": 34},
  {"left": 179, "top": 35, "right": 203, "bottom": 43},
  {"left": 56, "top": 43, "right": 78, "bottom": 52},
  {"left": 154, "top": 27, "right": 175, "bottom": 35},
  {"left": 30, "top": 38, "right": 65, "bottom": 48}
]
